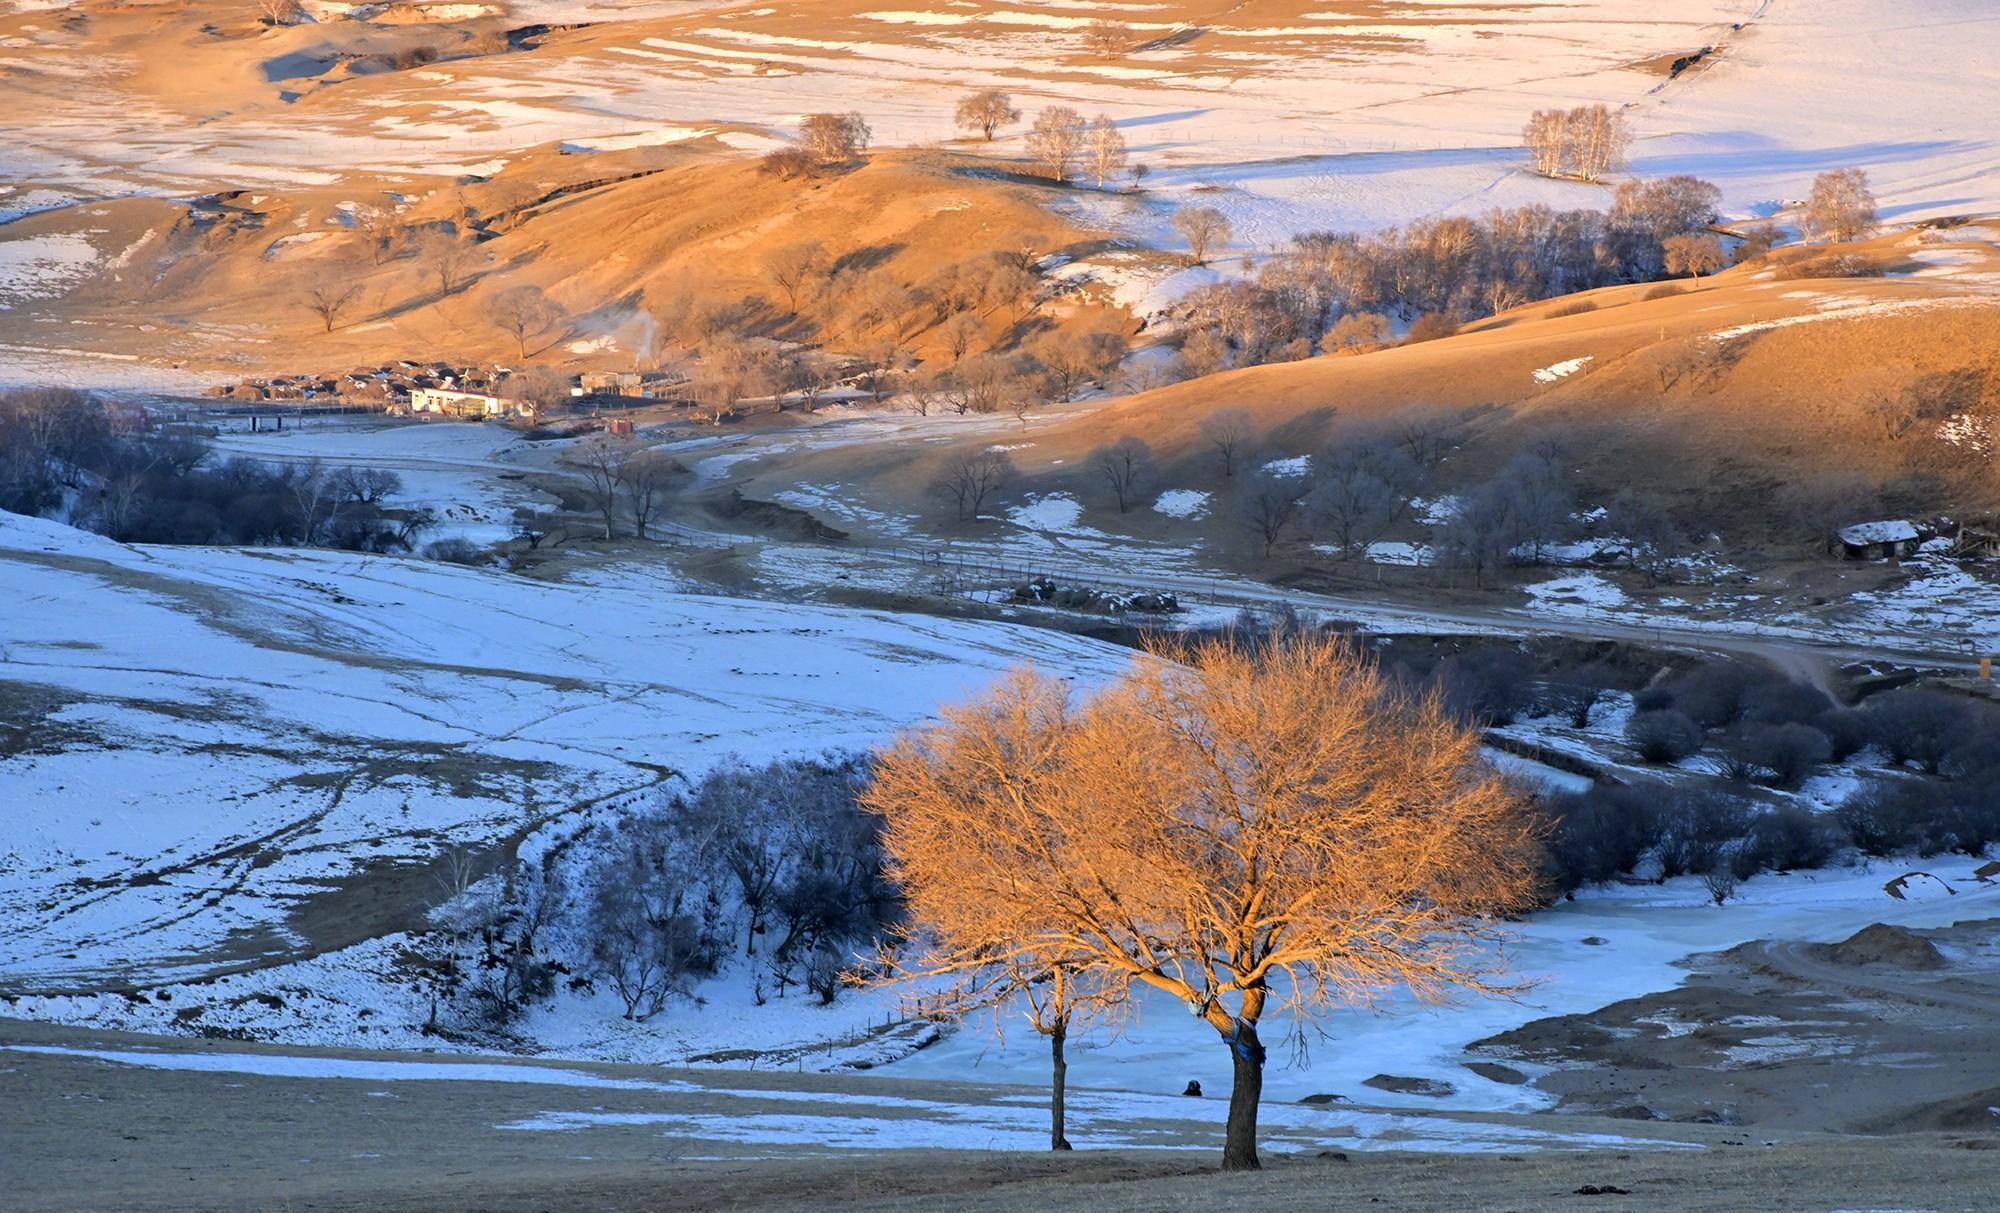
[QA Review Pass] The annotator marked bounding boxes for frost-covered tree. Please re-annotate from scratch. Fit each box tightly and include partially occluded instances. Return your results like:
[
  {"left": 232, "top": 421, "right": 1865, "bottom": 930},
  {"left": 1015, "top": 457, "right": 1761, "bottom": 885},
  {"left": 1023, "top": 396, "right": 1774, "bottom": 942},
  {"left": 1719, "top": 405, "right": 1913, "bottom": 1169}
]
[
  {"left": 1026, "top": 107, "right": 1087, "bottom": 183},
  {"left": 1803, "top": 168, "right": 1877, "bottom": 243},
  {"left": 1085, "top": 114, "right": 1128, "bottom": 189}
]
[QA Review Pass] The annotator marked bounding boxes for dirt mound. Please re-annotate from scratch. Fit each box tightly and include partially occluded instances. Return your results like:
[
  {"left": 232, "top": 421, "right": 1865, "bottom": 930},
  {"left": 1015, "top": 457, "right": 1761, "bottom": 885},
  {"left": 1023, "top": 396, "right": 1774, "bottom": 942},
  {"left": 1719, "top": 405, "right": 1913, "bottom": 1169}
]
[{"left": 1816, "top": 923, "right": 1948, "bottom": 971}]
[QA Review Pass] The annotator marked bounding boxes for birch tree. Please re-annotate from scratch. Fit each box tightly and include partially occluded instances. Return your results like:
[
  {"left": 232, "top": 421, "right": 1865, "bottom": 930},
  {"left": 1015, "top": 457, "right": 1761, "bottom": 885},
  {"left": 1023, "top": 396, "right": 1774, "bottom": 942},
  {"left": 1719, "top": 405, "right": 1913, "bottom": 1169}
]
[
  {"left": 1085, "top": 114, "right": 1128, "bottom": 189},
  {"left": 1027, "top": 107, "right": 1087, "bottom": 184}
]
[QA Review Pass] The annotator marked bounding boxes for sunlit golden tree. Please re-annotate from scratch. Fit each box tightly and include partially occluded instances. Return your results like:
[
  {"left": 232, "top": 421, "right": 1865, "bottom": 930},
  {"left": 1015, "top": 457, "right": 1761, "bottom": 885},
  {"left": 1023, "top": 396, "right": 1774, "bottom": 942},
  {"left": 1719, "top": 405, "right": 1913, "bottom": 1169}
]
[{"left": 864, "top": 633, "right": 1544, "bottom": 1170}]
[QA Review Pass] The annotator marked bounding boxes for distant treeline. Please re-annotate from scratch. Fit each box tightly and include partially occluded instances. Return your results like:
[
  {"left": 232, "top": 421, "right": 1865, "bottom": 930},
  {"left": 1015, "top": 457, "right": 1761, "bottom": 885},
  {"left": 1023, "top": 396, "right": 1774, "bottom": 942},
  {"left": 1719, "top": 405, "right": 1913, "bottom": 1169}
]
[{"left": 1178, "top": 176, "right": 1738, "bottom": 371}]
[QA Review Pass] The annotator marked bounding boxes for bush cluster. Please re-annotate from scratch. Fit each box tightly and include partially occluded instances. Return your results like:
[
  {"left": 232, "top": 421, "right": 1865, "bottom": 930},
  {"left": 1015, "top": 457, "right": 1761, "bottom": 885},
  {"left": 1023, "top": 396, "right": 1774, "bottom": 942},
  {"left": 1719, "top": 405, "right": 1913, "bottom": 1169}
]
[
  {"left": 1, "top": 388, "right": 430, "bottom": 552},
  {"left": 424, "top": 757, "right": 899, "bottom": 1029}
]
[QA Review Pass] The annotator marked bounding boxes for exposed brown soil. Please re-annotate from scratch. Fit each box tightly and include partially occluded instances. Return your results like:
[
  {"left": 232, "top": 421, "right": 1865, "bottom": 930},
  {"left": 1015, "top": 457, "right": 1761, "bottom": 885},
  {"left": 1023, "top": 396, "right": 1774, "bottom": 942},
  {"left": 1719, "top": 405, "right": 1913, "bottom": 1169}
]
[
  {"left": 1474, "top": 918, "right": 2000, "bottom": 1135},
  {"left": 5, "top": 1015, "right": 2000, "bottom": 1213}
]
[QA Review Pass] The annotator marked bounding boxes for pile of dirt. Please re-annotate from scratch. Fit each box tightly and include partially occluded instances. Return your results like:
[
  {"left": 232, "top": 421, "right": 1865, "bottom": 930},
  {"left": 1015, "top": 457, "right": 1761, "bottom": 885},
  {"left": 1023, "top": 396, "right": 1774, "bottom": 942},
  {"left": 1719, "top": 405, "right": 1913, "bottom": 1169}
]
[{"left": 1816, "top": 923, "right": 1949, "bottom": 970}]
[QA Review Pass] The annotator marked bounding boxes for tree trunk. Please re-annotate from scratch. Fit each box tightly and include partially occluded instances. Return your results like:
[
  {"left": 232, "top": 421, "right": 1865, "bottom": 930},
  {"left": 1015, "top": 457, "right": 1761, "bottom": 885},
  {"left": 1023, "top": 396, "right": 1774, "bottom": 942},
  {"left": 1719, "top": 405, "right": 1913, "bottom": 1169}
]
[
  {"left": 1049, "top": 1013, "right": 1073, "bottom": 1151},
  {"left": 1220, "top": 1020, "right": 1266, "bottom": 1171}
]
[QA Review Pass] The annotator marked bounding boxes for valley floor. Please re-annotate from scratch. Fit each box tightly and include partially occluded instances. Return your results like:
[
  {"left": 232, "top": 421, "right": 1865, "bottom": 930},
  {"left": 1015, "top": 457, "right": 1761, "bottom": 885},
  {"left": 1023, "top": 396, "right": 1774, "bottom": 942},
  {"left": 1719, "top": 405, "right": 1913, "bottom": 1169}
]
[{"left": 4, "top": 1008, "right": 1997, "bottom": 1213}]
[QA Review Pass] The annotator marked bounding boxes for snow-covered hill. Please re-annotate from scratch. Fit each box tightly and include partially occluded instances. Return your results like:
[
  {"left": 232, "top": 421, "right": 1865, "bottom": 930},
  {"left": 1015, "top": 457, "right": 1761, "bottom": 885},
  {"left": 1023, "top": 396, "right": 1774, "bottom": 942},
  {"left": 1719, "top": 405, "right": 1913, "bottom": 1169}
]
[{"left": 0, "top": 510, "right": 1130, "bottom": 991}]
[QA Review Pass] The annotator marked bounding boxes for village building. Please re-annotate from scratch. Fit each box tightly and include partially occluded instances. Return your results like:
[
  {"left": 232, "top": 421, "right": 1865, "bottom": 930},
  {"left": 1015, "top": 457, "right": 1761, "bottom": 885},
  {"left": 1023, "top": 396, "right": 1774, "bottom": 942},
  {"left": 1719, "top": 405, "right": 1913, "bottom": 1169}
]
[
  {"left": 407, "top": 387, "right": 512, "bottom": 418},
  {"left": 573, "top": 369, "right": 688, "bottom": 401},
  {"left": 1835, "top": 519, "right": 1928, "bottom": 561}
]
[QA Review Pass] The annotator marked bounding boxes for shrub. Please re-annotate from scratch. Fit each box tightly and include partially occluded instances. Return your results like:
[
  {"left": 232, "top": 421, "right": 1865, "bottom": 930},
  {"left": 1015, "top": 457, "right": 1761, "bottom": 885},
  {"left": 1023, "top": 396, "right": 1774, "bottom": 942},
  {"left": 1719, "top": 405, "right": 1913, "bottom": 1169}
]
[
  {"left": 1701, "top": 865, "right": 1738, "bottom": 905},
  {"left": 1860, "top": 689, "right": 1973, "bottom": 773},
  {"left": 1814, "top": 708, "right": 1869, "bottom": 761},
  {"left": 1737, "top": 722, "right": 1833, "bottom": 789},
  {"left": 1641, "top": 283, "right": 1683, "bottom": 301},
  {"left": 424, "top": 537, "right": 485, "bottom": 565},
  {"left": 1832, "top": 779, "right": 1983, "bottom": 857},
  {"left": 1436, "top": 647, "right": 1537, "bottom": 726},
  {"left": 1627, "top": 709, "right": 1703, "bottom": 763},
  {"left": 1547, "top": 299, "right": 1597, "bottom": 318},
  {"left": 1544, "top": 785, "right": 1656, "bottom": 893},
  {"left": 1662, "top": 662, "right": 1758, "bottom": 729},
  {"left": 1943, "top": 730, "right": 2000, "bottom": 781},
  {"left": 1541, "top": 673, "right": 1616, "bottom": 728},
  {"left": 1632, "top": 684, "right": 1675, "bottom": 713},
  {"left": 1403, "top": 313, "right": 1460, "bottom": 344},
  {"left": 1743, "top": 679, "right": 1834, "bottom": 726},
  {"left": 1735, "top": 804, "right": 1845, "bottom": 877},
  {"left": 1775, "top": 253, "right": 1880, "bottom": 280},
  {"left": 1650, "top": 787, "right": 1751, "bottom": 879}
]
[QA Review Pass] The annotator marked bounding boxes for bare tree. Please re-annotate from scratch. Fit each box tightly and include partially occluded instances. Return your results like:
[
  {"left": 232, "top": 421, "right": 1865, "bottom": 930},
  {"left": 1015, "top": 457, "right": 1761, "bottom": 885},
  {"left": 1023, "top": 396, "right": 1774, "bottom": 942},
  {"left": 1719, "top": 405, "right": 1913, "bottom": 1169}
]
[
  {"left": 1522, "top": 109, "right": 1567, "bottom": 177},
  {"left": 414, "top": 228, "right": 482, "bottom": 297},
  {"left": 927, "top": 448, "right": 1015, "bottom": 521},
  {"left": 863, "top": 634, "right": 1543, "bottom": 1171},
  {"left": 904, "top": 365, "right": 948, "bottom": 416},
  {"left": 954, "top": 90, "right": 1020, "bottom": 142},
  {"left": 763, "top": 241, "right": 829, "bottom": 314},
  {"left": 938, "top": 311, "right": 983, "bottom": 362},
  {"left": 1026, "top": 107, "right": 1087, "bottom": 184},
  {"left": 801, "top": 112, "right": 871, "bottom": 164},
  {"left": 1033, "top": 329, "right": 1125, "bottom": 400},
  {"left": 1200, "top": 407, "right": 1254, "bottom": 480},
  {"left": 351, "top": 204, "right": 397, "bottom": 264},
  {"left": 1803, "top": 168, "right": 1877, "bottom": 243},
  {"left": 1177, "top": 327, "right": 1231, "bottom": 378},
  {"left": 1662, "top": 233, "right": 1726, "bottom": 278},
  {"left": 1606, "top": 488, "right": 1688, "bottom": 586},
  {"left": 1571, "top": 104, "right": 1630, "bottom": 182},
  {"left": 1239, "top": 469, "right": 1302, "bottom": 557},
  {"left": 1080, "top": 18, "right": 1127, "bottom": 55},
  {"left": 1172, "top": 205, "right": 1231, "bottom": 265},
  {"left": 689, "top": 337, "right": 773, "bottom": 426},
  {"left": 500, "top": 364, "right": 570, "bottom": 426},
  {"left": 304, "top": 278, "right": 362, "bottom": 333},
  {"left": 1653, "top": 337, "right": 1727, "bottom": 393},
  {"left": 1085, "top": 114, "right": 1127, "bottom": 189},
  {"left": 616, "top": 448, "right": 679, "bottom": 540},
  {"left": 490, "top": 285, "right": 562, "bottom": 359},
  {"left": 1522, "top": 105, "right": 1628, "bottom": 181},
  {"left": 1089, "top": 436, "right": 1153, "bottom": 513},
  {"left": 256, "top": 0, "right": 305, "bottom": 25},
  {"left": 570, "top": 436, "right": 622, "bottom": 539},
  {"left": 1733, "top": 223, "right": 1780, "bottom": 263},
  {"left": 1307, "top": 440, "right": 1418, "bottom": 559},
  {"left": 1395, "top": 412, "right": 1456, "bottom": 471}
]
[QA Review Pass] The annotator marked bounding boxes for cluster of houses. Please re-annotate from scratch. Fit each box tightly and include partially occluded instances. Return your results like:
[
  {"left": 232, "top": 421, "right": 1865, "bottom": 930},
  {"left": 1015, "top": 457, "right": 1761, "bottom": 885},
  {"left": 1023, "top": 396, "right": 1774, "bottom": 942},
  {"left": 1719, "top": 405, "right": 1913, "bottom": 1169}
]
[{"left": 208, "top": 364, "right": 685, "bottom": 418}]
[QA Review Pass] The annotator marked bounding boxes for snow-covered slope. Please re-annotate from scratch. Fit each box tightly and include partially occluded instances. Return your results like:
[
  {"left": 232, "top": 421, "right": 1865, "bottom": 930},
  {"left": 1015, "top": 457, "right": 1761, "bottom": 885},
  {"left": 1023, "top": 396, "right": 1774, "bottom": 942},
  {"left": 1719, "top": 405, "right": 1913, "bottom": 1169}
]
[
  {"left": 1632, "top": 0, "right": 2000, "bottom": 226},
  {"left": 0, "top": 511, "right": 1130, "bottom": 991}
]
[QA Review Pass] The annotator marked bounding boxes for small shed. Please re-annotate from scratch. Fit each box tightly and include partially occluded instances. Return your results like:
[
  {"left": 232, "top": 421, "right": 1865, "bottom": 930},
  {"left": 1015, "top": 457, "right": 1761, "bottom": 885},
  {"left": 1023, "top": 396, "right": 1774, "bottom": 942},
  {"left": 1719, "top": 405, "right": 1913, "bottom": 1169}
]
[{"left": 1836, "top": 520, "right": 1927, "bottom": 561}]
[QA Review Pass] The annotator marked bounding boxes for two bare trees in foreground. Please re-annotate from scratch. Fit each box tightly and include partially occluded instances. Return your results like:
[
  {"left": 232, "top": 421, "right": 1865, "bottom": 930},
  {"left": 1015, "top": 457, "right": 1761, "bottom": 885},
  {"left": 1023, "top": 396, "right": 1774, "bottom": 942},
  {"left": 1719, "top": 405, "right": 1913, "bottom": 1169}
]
[{"left": 861, "top": 632, "right": 1544, "bottom": 1169}]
